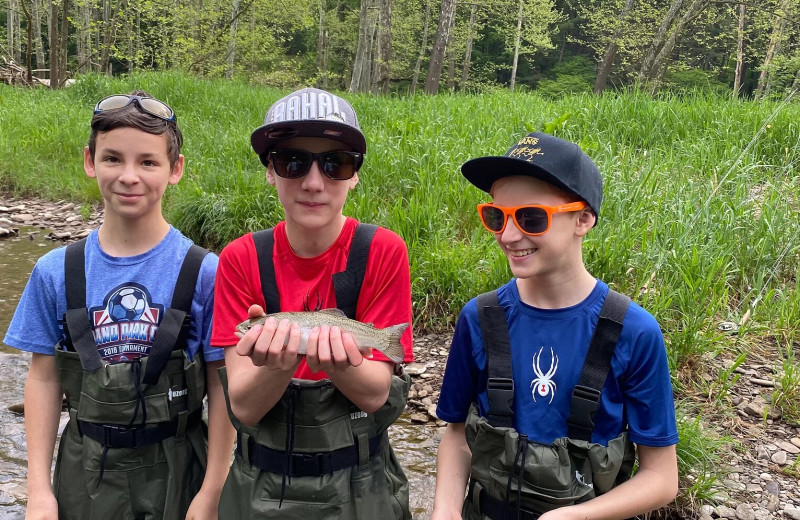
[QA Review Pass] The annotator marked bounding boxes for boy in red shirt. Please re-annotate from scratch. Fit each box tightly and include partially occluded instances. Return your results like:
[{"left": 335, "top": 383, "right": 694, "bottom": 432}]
[{"left": 211, "top": 87, "right": 414, "bottom": 518}]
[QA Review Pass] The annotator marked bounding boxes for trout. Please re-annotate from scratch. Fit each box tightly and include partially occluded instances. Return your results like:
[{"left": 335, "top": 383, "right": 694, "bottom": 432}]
[{"left": 235, "top": 308, "right": 408, "bottom": 364}]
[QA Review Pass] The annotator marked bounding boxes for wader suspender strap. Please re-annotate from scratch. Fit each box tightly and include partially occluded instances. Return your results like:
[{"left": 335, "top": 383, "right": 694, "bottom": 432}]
[
  {"left": 142, "top": 244, "right": 209, "bottom": 384},
  {"left": 64, "top": 238, "right": 101, "bottom": 372},
  {"left": 253, "top": 224, "right": 377, "bottom": 319},
  {"left": 476, "top": 289, "right": 630, "bottom": 438},
  {"left": 567, "top": 289, "right": 630, "bottom": 441},
  {"left": 252, "top": 229, "right": 281, "bottom": 314},
  {"left": 332, "top": 224, "right": 377, "bottom": 319},
  {"left": 476, "top": 290, "right": 514, "bottom": 428}
]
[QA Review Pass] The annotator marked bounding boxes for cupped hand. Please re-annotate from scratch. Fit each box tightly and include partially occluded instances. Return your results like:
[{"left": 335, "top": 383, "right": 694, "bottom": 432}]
[{"left": 304, "top": 325, "right": 364, "bottom": 374}]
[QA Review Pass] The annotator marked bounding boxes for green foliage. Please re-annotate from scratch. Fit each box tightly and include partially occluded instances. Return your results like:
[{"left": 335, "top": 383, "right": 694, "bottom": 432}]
[
  {"left": 662, "top": 67, "right": 729, "bottom": 96},
  {"left": 535, "top": 56, "right": 595, "bottom": 98},
  {"left": 771, "top": 343, "right": 800, "bottom": 426}
]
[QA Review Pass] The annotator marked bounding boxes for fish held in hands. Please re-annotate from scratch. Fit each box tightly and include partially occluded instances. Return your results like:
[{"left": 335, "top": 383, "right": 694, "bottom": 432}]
[{"left": 236, "top": 308, "right": 408, "bottom": 364}]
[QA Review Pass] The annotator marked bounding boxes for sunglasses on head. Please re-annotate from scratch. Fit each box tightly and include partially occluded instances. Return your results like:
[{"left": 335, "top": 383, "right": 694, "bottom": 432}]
[
  {"left": 477, "top": 201, "right": 587, "bottom": 236},
  {"left": 266, "top": 149, "right": 363, "bottom": 180},
  {"left": 94, "top": 94, "right": 176, "bottom": 122}
]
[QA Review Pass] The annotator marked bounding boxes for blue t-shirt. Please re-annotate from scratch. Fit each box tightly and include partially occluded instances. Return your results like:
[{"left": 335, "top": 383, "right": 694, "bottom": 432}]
[
  {"left": 436, "top": 279, "right": 679, "bottom": 448},
  {"left": 4, "top": 227, "right": 221, "bottom": 364}
]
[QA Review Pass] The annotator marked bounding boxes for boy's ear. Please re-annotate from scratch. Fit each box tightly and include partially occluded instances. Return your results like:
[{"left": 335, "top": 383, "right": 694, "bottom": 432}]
[
  {"left": 83, "top": 146, "right": 96, "bottom": 178},
  {"left": 348, "top": 172, "right": 359, "bottom": 190},
  {"left": 168, "top": 154, "right": 185, "bottom": 185},
  {"left": 575, "top": 208, "right": 596, "bottom": 237},
  {"left": 266, "top": 166, "right": 277, "bottom": 186}
]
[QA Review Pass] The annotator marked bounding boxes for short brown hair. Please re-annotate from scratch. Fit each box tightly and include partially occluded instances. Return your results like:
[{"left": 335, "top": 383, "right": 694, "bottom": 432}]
[{"left": 87, "top": 90, "right": 183, "bottom": 167}]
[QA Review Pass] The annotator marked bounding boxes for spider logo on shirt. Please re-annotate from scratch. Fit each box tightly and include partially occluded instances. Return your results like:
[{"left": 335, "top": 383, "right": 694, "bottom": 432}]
[{"left": 530, "top": 346, "right": 558, "bottom": 404}]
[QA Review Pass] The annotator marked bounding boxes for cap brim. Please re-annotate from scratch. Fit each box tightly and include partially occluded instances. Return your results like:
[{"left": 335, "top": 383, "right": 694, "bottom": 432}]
[
  {"left": 461, "top": 156, "right": 576, "bottom": 195},
  {"left": 251, "top": 120, "right": 367, "bottom": 156}
]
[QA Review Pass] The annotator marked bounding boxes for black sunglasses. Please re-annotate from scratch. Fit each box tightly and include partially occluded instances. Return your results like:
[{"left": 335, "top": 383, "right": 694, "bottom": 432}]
[
  {"left": 94, "top": 94, "right": 176, "bottom": 122},
  {"left": 266, "top": 149, "right": 363, "bottom": 180}
]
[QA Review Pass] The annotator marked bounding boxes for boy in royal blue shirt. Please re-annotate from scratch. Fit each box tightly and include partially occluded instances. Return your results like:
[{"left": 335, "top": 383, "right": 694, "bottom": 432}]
[{"left": 432, "top": 132, "right": 679, "bottom": 520}]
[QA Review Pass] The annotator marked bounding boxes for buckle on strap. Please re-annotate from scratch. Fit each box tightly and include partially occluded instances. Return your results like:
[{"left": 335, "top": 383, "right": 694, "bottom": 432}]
[
  {"left": 487, "top": 377, "right": 514, "bottom": 417},
  {"left": 568, "top": 385, "right": 602, "bottom": 440}
]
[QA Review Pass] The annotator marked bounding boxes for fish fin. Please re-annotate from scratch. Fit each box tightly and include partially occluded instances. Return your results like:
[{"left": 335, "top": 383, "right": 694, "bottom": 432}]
[
  {"left": 382, "top": 322, "right": 409, "bottom": 364},
  {"left": 318, "top": 308, "right": 348, "bottom": 317}
]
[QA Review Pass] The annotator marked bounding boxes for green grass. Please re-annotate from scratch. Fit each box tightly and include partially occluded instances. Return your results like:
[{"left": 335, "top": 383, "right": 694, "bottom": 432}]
[{"left": 2, "top": 72, "right": 799, "bottom": 516}]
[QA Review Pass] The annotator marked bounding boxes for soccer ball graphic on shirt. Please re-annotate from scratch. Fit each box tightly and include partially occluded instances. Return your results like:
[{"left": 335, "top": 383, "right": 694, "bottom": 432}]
[{"left": 107, "top": 287, "right": 150, "bottom": 322}]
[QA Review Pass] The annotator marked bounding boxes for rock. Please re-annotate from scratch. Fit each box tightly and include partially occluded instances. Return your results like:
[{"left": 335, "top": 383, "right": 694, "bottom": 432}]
[
  {"left": 735, "top": 503, "right": 755, "bottom": 520},
  {"left": 778, "top": 440, "right": 800, "bottom": 454},
  {"left": 716, "top": 505, "right": 737, "bottom": 518},
  {"left": 785, "top": 507, "right": 800, "bottom": 520},
  {"left": 10, "top": 213, "right": 35, "bottom": 223},
  {"left": 771, "top": 450, "right": 788, "bottom": 465},
  {"left": 765, "top": 480, "right": 779, "bottom": 495},
  {"left": 409, "top": 413, "right": 428, "bottom": 423},
  {"left": 404, "top": 363, "right": 427, "bottom": 376},
  {"left": 765, "top": 494, "right": 780, "bottom": 512}
]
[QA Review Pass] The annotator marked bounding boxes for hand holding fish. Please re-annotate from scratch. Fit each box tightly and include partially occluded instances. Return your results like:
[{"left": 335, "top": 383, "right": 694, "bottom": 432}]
[
  {"left": 235, "top": 305, "right": 303, "bottom": 372},
  {"left": 304, "top": 323, "right": 364, "bottom": 374}
]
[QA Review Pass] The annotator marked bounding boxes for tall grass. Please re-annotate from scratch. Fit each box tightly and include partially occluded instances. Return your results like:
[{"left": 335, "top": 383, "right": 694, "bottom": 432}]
[{"left": 2, "top": 72, "right": 799, "bottom": 513}]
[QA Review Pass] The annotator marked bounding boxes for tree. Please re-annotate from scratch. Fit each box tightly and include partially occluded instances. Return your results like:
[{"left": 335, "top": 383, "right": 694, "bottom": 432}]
[
  {"left": 594, "top": 0, "right": 636, "bottom": 94},
  {"left": 424, "top": 0, "right": 455, "bottom": 94}
]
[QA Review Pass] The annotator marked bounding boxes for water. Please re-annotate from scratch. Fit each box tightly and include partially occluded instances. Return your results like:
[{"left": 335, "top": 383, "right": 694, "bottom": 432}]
[{"left": 0, "top": 229, "right": 438, "bottom": 519}]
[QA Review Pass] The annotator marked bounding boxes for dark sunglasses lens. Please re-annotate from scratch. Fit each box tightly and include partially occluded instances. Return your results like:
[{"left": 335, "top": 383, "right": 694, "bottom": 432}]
[
  {"left": 515, "top": 207, "right": 549, "bottom": 234},
  {"left": 480, "top": 206, "right": 506, "bottom": 232},
  {"left": 139, "top": 98, "right": 174, "bottom": 119},
  {"left": 320, "top": 152, "right": 356, "bottom": 180},
  {"left": 97, "top": 95, "right": 131, "bottom": 111},
  {"left": 272, "top": 150, "right": 312, "bottom": 178}
]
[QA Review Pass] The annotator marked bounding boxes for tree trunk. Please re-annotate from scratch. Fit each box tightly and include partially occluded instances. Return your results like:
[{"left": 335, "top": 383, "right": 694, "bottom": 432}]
[
  {"left": 754, "top": 0, "right": 790, "bottom": 99},
  {"left": 732, "top": 3, "right": 745, "bottom": 99},
  {"left": 76, "top": 0, "right": 92, "bottom": 73},
  {"left": 509, "top": 0, "right": 523, "bottom": 93},
  {"left": 349, "top": 0, "right": 370, "bottom": 92},
  {"left": 20, "top": 0, "right": 33, "bottom": 83},
  {"left": 226, "top": 0, "right": 240, "bottom": 79},
  {"left": 32, "top": 0, "right": 45, "bottom": 74},
  {"left": 8, "top": 0, "right": 19, "bottom": 62},
  {"left": 424, "top": 0, "right": 456, "bottom": 94},
  {"left": 594, "top": 0, "right": 636, "bottom": 94},
  {"left": 316, "top": 0, "right": 326, "bottom": 86},
  {"left": 640, "top": 0, "right": 708, "bottom": 87},
  {"left": 460, "top": 3, "right": 476, "bottom": 88},
  {"left": 639, "top": 0, "right": 683, "bottom": 82},
  {"left": 410, "top": 0, "right": 430, "bottom": 95},
  {"left": 374, "top": 0, "right": 391, "bottom": 93}
]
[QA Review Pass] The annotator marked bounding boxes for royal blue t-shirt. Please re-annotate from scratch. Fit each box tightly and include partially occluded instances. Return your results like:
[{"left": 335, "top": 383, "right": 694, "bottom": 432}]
[
  {"left": 4, "top": 227, "right": 221, "bottom": 364},
  {"left": 436, "top": 279, "right": 679, "bottom": 447}
]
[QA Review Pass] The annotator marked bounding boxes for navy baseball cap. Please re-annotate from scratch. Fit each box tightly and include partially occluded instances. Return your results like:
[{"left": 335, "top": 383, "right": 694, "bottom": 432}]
[
  {"left": 461, "top": 132, "right": 603, "bottom": 219},
  {"left": 251, "top": 87, "right": 366, "bottom": 165}
]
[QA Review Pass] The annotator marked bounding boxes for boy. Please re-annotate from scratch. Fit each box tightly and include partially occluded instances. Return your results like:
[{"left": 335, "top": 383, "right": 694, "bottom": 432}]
[
  {"left": 211, "top": 87, "right": 414, "bottom": 518},
  {"left": 4, "top": 91, "right": 235, "bottom": 520},
  {"left": 432, "top": 132, "right": 679, "bottom": 520}
]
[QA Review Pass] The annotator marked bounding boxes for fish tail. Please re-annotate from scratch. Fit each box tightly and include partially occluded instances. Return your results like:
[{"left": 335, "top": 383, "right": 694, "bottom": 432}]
[{"left": 382, "top": 323, "right": 409, "bottom": 364}]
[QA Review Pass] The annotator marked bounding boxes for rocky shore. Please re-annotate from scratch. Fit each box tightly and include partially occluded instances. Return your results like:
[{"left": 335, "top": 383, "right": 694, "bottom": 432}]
[{"left": 2, "top": 194, "right": 800, "bottom": 519}]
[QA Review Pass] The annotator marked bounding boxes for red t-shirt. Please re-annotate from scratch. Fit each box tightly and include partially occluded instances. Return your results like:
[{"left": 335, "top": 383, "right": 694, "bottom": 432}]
[{"left": 211, "top": 218, "right": 414, "bottom": 380}]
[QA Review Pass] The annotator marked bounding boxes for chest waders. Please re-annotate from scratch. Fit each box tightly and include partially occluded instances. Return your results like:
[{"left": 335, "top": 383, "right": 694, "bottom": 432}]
[
  {"left": 219, "top": 224, "right": 412, "bottom": 519},
  {"left": 462, "top": 290, "right": 636, "bottom": 520},
  {"left": 53, "top": 238, "right": 210, "bottom": 520}
]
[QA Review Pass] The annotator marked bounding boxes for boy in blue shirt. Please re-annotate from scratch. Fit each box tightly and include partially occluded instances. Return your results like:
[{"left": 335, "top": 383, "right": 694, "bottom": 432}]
[
  {"left": 432, "top": 132, "right": 679, "bottom": 520},
  {"left": 4, "top": 92, "right": 234, "bottom": 520}
]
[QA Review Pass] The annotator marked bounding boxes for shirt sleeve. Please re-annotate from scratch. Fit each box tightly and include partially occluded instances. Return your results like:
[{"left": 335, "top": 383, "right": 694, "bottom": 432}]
[
  {"left": 621, "top": 308, "right": 679, "bottom": 447},
  {"left": 354, "top": 227, "right": 414, "bottom": 363},
  {"left": 436, "top": 299, "right": 483, "bottom": 423},
  {"left": 210, "top": 234, "right": 264, "bottom": 347},
  {"left": 3, "top": 249, "right": 66, "bottom": 355},
  {"left": 196, "top": 253, "right": 224, "bottom": 362}
]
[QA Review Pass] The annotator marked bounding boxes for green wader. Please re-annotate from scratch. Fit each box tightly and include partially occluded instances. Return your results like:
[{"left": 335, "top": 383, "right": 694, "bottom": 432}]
[
  {"left": 52, "top": 239, "right": 209, "bottom": 520},
  {"left": 462, "top": 289, "right": 636, "bottom": 520},
  {"left": 218, "top": 368, "right": 412, "bottom": 520}
]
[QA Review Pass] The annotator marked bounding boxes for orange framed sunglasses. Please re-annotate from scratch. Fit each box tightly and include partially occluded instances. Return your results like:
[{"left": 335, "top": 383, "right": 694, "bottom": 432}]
[{"left": 477, "top": 202, "right": 587, "bottom": 236}]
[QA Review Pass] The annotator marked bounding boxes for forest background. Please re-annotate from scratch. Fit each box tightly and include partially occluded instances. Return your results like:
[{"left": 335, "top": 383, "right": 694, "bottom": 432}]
[{"left": 2, "top": 0, "right": 800, "bottom": 517}]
